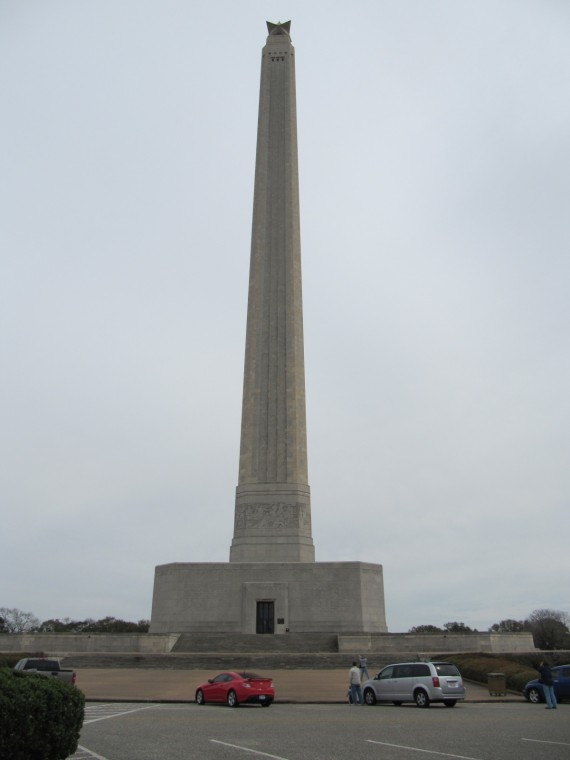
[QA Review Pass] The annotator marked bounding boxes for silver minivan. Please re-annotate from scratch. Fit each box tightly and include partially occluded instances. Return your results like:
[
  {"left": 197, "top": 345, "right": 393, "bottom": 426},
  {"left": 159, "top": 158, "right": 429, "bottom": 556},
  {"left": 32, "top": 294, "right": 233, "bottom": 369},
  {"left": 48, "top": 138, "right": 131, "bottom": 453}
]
[{"left": 362, "top": 661, "right": 466, "bottom": 708}]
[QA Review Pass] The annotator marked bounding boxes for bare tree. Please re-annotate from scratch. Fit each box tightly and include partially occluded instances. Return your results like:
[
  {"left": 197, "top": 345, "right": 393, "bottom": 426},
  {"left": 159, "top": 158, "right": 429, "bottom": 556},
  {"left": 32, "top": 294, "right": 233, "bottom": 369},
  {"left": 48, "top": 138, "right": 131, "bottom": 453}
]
[
  {"left": 0, "top": 607, "right": 40, "bottom": 633},
  {"left": 443, "top": 621, "right": 477, "bottom": 633},
  {"left": 526, "top": 608, "right": 570, "bottom": 650},
  {"left": 488, "top": 619, "right": 526, "bottom": 633}
]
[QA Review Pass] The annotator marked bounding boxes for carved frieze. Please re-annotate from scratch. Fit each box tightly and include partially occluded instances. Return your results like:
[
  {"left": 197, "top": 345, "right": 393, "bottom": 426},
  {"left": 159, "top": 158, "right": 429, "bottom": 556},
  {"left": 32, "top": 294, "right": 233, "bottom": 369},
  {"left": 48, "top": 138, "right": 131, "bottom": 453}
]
[{"left": 235, "top": 502, "right": 311, "bottom": 532}]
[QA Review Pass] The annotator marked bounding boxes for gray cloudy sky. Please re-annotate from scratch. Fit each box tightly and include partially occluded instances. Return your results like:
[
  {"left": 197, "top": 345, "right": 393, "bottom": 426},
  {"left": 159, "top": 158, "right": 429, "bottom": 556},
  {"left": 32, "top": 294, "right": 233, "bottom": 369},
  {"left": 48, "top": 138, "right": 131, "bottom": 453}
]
[{"left": 1, "top": 0, "right": 568, "bottom": 633}]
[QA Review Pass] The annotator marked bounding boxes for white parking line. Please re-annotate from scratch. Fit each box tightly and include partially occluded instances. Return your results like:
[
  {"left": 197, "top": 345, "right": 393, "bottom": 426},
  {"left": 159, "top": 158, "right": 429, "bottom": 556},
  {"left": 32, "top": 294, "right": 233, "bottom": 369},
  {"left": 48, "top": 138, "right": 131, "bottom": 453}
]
[
  {"left": 74, "top": 746, "right": 111, "bottom": 760},
  {"left": 522, "top": 738, "right": 570, "bottom": 747},
  {"left": 366, "top": 740, "right": 483, "bottom": 760},
  {"left": 84, "top": 704, "right": 155, "bottom": 724},
  {"left": 211, "top": 739, "right": 290, "bottom": 759}
]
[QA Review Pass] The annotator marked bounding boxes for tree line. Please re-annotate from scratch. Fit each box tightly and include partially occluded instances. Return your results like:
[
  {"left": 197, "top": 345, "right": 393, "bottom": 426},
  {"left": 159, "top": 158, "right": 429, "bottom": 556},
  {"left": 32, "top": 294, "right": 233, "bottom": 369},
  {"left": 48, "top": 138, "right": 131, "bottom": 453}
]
[
  {"left": 0, "top": 608, "right": 149, "bottom": 634},
  {"left": 408, "top": 608, "right": 570, "bottom": 650}
]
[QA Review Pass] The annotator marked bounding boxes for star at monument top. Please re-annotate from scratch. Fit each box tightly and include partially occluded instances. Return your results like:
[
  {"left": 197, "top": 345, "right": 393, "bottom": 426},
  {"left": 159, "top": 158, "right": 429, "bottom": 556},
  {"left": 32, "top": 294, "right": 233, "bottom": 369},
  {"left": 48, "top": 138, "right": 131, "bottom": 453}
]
[{"left": 267, "top": 21, "right": 291, "bottom": 35}]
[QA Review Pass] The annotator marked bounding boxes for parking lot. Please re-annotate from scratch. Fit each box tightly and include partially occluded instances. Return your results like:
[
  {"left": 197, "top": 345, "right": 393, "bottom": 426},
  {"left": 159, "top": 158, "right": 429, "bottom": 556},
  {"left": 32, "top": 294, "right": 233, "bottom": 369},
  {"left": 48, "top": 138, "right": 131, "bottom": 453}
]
[{"left": 73, "top": 700, "right": 569, "bottom": 760}]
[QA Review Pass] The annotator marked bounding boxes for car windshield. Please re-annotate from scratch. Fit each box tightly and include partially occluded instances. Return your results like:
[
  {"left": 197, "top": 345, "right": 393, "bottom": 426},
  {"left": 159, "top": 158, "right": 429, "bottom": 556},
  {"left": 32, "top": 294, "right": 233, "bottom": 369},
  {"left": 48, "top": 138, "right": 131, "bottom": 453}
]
[
  {"left": 434, "top": 663, "right": 460, "bottom": 677},
  {"left": 237, "top": 672, "right": 265, "bottom": 679}
]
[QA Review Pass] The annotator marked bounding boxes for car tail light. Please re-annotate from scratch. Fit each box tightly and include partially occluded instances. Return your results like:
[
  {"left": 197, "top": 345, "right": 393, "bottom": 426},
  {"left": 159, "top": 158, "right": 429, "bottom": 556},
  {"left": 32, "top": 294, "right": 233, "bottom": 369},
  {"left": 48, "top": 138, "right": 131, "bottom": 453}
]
[
  {"left": 72, "top": 672, "right": 77, "bottom": 685},
  {"left": 432, "top": 676, "right": 440, "bottom": 688}
]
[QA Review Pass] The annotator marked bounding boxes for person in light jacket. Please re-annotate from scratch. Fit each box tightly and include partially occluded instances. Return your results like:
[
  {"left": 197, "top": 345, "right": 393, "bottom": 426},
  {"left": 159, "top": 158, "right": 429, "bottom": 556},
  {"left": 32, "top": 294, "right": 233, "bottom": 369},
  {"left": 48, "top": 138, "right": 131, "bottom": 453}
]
[
  {"left": 349, "top": 661, "right": 363, "bottom": 705},
  {"left": 359, "top": 655, "right": 370, "bottom": 681}
]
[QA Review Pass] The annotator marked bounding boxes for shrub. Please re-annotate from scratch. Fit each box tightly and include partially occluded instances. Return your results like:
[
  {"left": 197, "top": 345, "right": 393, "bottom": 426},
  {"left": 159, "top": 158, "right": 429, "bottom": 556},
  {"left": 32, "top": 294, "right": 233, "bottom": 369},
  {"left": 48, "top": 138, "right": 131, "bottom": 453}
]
[
  {"left": 0, "top": 668, "right": 85, "bottom": 760},
  {"left": 448, "top": 653, "right": 537, "bottom": 692}
]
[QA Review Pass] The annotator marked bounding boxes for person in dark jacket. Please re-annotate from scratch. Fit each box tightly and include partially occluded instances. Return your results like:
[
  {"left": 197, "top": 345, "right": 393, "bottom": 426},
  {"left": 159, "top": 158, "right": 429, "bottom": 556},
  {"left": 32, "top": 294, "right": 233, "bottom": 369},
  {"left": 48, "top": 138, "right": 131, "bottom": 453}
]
[{"left": 537, "top": 661, "right": 558, "bottom": 709}]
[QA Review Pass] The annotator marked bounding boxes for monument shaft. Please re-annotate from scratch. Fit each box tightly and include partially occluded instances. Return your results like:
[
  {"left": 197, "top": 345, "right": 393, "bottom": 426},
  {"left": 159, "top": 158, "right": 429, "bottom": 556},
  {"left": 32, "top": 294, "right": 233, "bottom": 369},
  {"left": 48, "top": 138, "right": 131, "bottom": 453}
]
[
  {"left": 150, "top": 22, "right": 386, "bottom": 636},
  {"left": 230, "top": 22, "right": 315, "bottom": 563}
]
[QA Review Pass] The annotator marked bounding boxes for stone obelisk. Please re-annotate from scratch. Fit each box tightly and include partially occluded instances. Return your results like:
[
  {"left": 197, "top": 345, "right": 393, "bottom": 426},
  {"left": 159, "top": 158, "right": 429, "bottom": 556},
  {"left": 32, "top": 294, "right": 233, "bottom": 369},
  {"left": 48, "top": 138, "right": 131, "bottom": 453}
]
[
  {"left": 230, "top": 21, "right": 315, "bottom": 564},
  {"left": 149, "top": 22, "right": 387, "bottom": 635}
]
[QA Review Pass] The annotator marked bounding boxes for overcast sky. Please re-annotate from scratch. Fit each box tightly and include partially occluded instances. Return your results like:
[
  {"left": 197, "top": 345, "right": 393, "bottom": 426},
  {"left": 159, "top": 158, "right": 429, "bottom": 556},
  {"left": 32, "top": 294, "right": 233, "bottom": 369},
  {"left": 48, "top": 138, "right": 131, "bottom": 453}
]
[{"left": 1, "top": 0, "right": 568, "bottom": 634}]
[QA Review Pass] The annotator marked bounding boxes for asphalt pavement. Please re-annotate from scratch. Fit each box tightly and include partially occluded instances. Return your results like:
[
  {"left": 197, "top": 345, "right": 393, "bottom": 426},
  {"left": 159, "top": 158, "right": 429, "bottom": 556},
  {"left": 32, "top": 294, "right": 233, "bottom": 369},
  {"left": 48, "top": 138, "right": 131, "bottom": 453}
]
[{"left": 76, "top": 699, "right": 569, "bottom": 760}]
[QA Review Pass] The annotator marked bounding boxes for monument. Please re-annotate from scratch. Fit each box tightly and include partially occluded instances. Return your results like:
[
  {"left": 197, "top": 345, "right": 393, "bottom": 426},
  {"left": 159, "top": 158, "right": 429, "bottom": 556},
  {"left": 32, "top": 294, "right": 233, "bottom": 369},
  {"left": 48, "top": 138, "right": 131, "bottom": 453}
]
[{"left": 150, "top": 21, "right": 387, "bottom": 635}]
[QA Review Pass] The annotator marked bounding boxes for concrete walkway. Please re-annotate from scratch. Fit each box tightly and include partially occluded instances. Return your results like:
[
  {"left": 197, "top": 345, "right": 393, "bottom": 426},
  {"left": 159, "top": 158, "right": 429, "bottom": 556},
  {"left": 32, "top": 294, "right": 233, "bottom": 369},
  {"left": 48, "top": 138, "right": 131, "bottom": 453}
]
[{"left": 75, "top": 669, "right": 522, "bottom": 704}]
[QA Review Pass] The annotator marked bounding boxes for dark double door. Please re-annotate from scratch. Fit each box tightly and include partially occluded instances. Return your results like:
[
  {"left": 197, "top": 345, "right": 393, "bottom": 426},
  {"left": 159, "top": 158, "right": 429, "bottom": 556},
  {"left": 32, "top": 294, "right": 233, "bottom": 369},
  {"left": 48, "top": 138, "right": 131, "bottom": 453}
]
[{"left": 256, "top": 601, "right": 274, "bottom": 634}]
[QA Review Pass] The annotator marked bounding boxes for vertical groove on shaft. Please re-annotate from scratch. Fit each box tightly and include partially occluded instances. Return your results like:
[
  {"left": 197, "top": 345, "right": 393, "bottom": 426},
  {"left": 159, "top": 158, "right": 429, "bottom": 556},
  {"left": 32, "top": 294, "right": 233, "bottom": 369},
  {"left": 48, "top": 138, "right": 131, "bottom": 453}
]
[{"left": 231, "top": 23, "right": 314, "bottom": 563}]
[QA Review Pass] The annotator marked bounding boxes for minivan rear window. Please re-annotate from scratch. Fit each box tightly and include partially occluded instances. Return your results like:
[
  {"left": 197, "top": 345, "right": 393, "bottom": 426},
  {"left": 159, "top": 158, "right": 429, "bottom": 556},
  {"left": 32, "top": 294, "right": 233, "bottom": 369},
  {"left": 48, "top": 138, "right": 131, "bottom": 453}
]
[
  {"left": 434, "top": 663, "right": 460, "bottom": 677},
  {"left": 393, "top": 664, "right": 430, "bottom": 678}
]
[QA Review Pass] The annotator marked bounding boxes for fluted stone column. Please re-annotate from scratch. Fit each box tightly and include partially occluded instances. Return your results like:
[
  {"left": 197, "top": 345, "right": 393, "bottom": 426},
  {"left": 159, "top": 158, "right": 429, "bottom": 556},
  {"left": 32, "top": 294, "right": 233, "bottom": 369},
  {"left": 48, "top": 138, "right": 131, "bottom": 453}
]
[{"left": 230, "top": 22, "right": 315, "bottom": 563}]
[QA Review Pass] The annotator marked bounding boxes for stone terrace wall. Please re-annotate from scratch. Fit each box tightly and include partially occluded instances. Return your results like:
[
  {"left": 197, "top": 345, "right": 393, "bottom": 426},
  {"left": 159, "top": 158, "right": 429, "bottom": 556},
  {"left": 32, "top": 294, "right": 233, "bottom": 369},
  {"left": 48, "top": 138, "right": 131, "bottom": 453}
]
[
  {"left": 0, "top": 633, "right": 177, "bottom": 654},
  {"left": 0, "top": 631, "right": 535, "bottom": 657},
  {"left": 339, "top": 632, "right": 536, "bottom": 654}
]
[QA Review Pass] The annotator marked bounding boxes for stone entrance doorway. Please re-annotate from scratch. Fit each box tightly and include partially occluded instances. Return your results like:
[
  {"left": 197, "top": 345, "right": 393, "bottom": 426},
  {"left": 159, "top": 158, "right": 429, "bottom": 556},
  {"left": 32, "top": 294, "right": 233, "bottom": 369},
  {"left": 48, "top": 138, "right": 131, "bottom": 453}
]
[{"left": 256, "top": 601, "right": 274, "bottom": 634}]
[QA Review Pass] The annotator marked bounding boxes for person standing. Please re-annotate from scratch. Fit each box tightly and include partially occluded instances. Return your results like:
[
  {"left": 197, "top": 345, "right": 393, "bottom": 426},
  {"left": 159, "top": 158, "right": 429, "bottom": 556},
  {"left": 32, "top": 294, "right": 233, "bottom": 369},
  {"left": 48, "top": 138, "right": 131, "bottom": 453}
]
[
  {"left": 537, "top": 661, "right": 557, "bottom": 709},
  {"left": 349, "top": 661, "right": 363, "bottom": 705},
  {"left": 359, "top": 655, "right": 370, "bottom": 681}
]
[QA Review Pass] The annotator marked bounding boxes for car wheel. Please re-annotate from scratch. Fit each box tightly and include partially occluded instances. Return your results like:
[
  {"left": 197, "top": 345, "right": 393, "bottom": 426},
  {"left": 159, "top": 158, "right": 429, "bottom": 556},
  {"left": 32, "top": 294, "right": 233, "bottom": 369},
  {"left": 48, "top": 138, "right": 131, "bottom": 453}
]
[
  {"left": 363, "top": 688, "right": 377, "bottom": 705},
  {"left": 195, "top": 689, "right": 205, "bottom": 705},
  {"left": 443, "top": 700, "right": 457, "bottom": 707},
  {"left": 414, "top": 689, "right": 430, "bottom": 708},
  {"left": 227, "top": 689, "right": 239, "bottom": 707},
  {"left": 261, "top": 701, "right": 271, "bottom": 707},
  {"left": 527, "top": 688, "right": 542, "bottom": 704}
]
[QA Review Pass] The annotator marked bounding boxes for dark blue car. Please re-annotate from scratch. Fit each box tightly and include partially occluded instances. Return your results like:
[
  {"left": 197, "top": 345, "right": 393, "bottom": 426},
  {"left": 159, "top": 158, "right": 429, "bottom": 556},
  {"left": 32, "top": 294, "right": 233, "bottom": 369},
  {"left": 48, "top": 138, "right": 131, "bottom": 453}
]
[{"left": 523, "top": 664, "right": 570, "bottom": 703}]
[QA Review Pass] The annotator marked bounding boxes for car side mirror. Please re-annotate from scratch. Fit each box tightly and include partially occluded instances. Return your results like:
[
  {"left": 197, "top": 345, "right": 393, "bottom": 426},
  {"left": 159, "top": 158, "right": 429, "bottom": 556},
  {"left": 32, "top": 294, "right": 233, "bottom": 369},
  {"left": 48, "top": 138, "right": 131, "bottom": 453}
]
[{"left": 207, "top": 679, "right": 213, "bottom": 684}]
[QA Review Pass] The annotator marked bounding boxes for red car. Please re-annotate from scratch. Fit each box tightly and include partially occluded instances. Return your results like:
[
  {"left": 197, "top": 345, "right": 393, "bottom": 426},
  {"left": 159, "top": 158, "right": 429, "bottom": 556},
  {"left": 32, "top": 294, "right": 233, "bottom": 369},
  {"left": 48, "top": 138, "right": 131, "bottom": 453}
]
[{"left": 195, "top": 671, "right": 274, "bottom": 707}]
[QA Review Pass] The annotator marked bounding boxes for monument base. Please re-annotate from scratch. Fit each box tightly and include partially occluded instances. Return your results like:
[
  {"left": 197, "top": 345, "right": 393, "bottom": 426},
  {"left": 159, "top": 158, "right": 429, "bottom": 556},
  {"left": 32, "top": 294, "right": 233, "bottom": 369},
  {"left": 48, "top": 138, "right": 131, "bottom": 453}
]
[{"left": 149, "top": 561, "right": 387, "bottom": 634}]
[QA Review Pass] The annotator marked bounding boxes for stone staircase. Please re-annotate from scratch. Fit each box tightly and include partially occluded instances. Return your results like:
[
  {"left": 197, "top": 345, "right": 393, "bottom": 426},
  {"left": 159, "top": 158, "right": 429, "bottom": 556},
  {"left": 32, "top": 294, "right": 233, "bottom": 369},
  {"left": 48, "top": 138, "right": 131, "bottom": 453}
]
[
  {"left": 63, "top": 651, "right": 357, "bottom": 670},
  {"left": 64, "top": 633, "right": 344, "bottom": 670},
  {"left": 171, "top": 632, "right": 338, "bottom": 653},
  {"left": 61, "top": 634, "right": 449, "bottom": 671}
]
